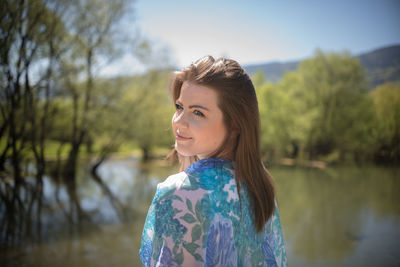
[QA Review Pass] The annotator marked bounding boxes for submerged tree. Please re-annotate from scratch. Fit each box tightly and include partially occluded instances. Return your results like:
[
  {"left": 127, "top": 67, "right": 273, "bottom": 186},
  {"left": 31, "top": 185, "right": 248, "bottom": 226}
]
[
  {"left": 0, "top": 0, "right": 74, "bottom": 242},
  {"left": 61, "top": 0, "right": 133, "bottom": 184},
  {"left": 0, "top": 0, "right": 138, "bottom": 243}
]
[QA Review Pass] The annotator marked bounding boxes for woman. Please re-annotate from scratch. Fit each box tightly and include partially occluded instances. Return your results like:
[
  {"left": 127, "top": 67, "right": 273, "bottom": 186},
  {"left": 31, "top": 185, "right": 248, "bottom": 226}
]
[{"left": 140, "top": 56, "right": 287, "bottom": 266}]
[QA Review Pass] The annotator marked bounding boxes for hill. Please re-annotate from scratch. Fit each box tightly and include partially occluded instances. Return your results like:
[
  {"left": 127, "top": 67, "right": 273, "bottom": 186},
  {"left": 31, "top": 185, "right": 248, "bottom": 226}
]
[{"left": 244, "top": 44, "right": 400, "bottom": 88}]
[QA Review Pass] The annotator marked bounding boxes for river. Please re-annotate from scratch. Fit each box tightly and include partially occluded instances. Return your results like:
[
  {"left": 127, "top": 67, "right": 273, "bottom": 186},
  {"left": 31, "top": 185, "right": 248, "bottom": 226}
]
[{"left": 1, "top": 157, "right": 399, "bottom": 266}]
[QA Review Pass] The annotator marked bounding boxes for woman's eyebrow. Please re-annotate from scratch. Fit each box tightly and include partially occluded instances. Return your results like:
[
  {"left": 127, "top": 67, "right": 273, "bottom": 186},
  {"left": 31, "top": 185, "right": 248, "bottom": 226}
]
[{"left": 189, "top": 104, "right": 209, "bottom": 111}]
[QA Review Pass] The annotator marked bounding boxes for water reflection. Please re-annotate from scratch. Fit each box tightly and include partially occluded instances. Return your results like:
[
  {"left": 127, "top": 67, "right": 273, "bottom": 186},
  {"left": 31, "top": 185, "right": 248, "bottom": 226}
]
[
  {"left": 1, "top": 159, "right": 399, "bottom": 266},
  {"left": 1, "top": 157, "right": 174, "bottom": 266},
  {"left": 77, "top": 157, "right": 172, "bottom": 222},
  {"left": 273, "top": 166, "right": 400, "bottom": 266}
]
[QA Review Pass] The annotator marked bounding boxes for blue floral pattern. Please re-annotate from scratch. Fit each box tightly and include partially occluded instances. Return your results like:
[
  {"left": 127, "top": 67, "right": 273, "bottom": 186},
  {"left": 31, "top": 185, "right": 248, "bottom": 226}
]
[{"left": 139, "top": 158, "right": 287, "bottom": 267}]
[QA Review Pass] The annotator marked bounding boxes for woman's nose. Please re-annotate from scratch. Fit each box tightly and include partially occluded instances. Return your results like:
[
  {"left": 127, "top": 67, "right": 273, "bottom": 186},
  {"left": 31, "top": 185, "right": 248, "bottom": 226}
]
[{"left": 173, "top": 111, "right": 189, "bottom": 128}]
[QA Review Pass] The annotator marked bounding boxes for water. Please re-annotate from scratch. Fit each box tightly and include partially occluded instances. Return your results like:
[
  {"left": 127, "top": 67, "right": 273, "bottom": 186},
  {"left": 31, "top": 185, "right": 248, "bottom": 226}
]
[
  {"left": 1, "top": 158, "right": 399, "bottom": 266},
  {"left": 273, "top": 166, "right": 400, "bottom": 266}
]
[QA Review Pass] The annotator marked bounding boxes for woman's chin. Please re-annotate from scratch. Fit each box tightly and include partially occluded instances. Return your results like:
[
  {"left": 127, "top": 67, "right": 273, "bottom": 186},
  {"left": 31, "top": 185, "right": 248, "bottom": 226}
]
[{"left": 175, "top": 146, "right": 194, "bottom": 157}]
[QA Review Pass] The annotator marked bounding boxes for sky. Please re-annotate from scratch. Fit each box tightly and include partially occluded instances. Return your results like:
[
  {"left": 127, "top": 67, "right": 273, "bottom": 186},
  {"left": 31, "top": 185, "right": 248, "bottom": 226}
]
[{"left": 100, "top": 0, "right": 400, "bottom": 76}]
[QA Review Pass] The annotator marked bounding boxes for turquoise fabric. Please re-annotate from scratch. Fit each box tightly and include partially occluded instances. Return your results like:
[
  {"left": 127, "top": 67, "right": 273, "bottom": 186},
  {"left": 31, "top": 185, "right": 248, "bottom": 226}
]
[{"left": 140, "top": 158, "right": 287, "bottom": 267}]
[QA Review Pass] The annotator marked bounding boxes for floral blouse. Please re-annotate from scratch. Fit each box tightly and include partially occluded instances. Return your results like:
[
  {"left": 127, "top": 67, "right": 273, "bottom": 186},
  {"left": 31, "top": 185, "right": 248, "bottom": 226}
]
[{"left": 139, "top": 158, "right": 287, "bottom": 267}]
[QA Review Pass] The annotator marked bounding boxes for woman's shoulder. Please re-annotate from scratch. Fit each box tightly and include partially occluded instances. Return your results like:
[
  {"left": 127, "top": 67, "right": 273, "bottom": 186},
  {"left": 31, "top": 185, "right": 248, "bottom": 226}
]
[
  {"left": 153, "top": 171, "right": 187, "bottom": 203},
  {"left": 154, "top": 158, "right": 235, "bottom": 203},
  {"left": 184, "top": 158, "right": 235, "bottom": 189},
  {"left": 158, "top": 171, "right": 187, "bottom": 189}
]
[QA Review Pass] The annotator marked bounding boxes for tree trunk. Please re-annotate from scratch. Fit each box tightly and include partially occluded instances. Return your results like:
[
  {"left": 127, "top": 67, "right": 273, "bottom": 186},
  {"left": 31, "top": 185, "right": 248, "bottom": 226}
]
[{"left": 141, "top": 146, "right": 150, "bottom": 162}]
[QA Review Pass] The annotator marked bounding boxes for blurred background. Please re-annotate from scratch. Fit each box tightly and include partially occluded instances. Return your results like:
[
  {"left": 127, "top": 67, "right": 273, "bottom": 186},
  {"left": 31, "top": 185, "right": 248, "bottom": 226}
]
[{"left": 1, "top": 0, "right": 399, "bottom": 266}]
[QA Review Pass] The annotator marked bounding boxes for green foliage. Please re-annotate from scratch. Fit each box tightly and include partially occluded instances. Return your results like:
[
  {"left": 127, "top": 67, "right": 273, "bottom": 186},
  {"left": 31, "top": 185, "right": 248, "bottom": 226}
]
[
  {"left": 257, "top": 50, "right": 382, "bottom": 162},
  {"left": 298, "top": 51, "right": 369, "bottom": 157},
  {"left": 48, "top": 70, "right": 175, "bottom": 160},
  {"left": 370, "top": 82, "right": 400, "bottom": 162},
  {"left": 121, "top": 70, "right": 174, "bottom": 158}
]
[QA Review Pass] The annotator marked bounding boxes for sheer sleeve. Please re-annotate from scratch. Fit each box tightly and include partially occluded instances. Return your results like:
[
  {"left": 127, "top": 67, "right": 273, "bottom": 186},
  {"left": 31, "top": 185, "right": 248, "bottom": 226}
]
[
  {"left": 262, "top": 201, "right": 288, "bottom": 267},
  {"left": 139, "top": 173, "right": 206, "bottom": 267}
]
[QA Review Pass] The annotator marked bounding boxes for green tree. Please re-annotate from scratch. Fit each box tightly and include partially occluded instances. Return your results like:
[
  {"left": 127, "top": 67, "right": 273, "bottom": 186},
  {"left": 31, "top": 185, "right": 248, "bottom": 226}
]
[
  {"left": 122, "top": 70, "right": 174, "bottom": 161},
  {"left": 257, "top": 50, "right": 374, "bottom": 162},
  {"left": 257, "top": 75, "right": 297, "bottom": 159},
  {"left": 294, "top": 50, "right": 370, "bottom": 160},
  {"left": 370, "top": 82, "right": 400, "bottom": 163},
  {"left": 0, "top": 0, "right": 140, "bottom": 240},
  {"left": 0, "top": 0, "right": 72, "bottom": 241},
  {"left": 61, "top": 0, "right": 134, "bottom": 184}
]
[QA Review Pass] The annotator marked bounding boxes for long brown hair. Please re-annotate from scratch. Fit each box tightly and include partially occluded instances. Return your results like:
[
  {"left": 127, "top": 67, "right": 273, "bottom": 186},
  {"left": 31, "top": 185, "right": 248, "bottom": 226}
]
[{"left": 169, "top": 56, "right": 275, "bottom": 232}]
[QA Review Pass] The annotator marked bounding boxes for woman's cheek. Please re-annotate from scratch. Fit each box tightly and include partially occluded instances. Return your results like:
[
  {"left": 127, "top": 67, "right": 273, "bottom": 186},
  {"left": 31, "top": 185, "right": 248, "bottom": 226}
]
[{"left": 171, "top": 113, "right": 178, "bottom": 130}]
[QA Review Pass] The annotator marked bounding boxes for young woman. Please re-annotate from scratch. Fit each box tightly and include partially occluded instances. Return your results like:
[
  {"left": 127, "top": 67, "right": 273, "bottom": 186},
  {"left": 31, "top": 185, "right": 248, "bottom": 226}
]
[{"left": 140, "top": 56, "right": 287, "bottom": 266}]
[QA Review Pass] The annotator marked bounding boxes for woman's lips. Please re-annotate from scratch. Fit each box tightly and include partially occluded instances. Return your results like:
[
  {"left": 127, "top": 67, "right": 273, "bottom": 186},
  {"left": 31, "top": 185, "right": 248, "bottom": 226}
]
[{"left": 175, "top": 133, "right": 192, "bottom": 141}]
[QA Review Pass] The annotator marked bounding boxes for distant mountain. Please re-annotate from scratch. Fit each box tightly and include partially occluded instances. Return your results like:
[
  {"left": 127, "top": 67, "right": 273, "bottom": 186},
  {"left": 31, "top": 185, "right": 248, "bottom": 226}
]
[
  {"left": 244, "top": 44, "right": 400, "bottom": 88},
  {"left": 244, "top": 61, "right": 299, "bottom": 83},
  {"left": 358, "top": 45, "right": 400, "bottom": 88}
]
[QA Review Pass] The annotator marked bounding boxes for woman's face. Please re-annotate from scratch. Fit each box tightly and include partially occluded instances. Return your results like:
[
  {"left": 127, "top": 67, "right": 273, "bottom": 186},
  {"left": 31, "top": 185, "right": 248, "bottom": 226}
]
[{"left": 172, "top": 81, "right": 227, "bottom": 159}]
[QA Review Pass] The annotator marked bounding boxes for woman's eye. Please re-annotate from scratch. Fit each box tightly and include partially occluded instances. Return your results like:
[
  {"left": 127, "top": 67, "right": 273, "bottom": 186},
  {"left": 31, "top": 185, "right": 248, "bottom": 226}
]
[
  {"left": 175, "top": 104, "right": 183, "bottom": 110},
  {"left": 193, "top": 110, "right": 205, "bottom": 117}
]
